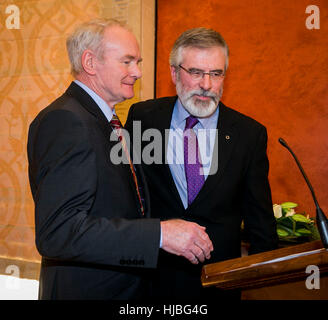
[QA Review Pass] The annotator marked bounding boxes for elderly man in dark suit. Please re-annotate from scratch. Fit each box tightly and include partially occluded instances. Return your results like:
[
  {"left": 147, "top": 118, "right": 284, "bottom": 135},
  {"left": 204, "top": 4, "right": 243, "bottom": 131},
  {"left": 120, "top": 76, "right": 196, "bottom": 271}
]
[
  {"left": 125, "top": 27, "right": 278, "bottom": 300},
  {"left": 27, "top": 20, "right": 213, "bottom": 300}
]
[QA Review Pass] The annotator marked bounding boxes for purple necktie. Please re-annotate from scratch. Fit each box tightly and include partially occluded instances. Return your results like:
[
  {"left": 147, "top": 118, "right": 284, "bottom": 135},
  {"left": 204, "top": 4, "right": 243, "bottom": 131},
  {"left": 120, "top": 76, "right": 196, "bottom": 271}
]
[{"left": 184, "top": 115, "right": 205, "bottom": 206}]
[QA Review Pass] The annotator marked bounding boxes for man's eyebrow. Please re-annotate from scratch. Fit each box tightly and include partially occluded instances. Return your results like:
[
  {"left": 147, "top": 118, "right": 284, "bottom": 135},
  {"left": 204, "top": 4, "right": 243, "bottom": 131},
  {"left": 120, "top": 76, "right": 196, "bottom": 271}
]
[
  {"left": 189, "top": 67, "right": 224, "bottom": 72},
  {"left": 122, "top": 55, "right": 143, "bottom": 63},
  {"left": 210, "top": 68, "right": 224, "bottom": 72}
]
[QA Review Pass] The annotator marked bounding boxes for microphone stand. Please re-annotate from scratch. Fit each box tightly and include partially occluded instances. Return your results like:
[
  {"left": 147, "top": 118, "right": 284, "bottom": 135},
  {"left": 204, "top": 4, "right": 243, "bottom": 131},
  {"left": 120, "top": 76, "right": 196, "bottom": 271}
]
[{"left": 279, "top": 138, "right": 328, "bottom": 249}]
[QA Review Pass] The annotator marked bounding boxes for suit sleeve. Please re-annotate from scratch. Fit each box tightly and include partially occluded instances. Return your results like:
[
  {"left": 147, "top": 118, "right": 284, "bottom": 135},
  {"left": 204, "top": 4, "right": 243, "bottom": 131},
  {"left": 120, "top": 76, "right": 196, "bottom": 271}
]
[
  {"left": 28, "top": 109, "right": 160, "bottom": 268},
  {"left": 242, "top": 126, "right": 278, "bottom": 254}
]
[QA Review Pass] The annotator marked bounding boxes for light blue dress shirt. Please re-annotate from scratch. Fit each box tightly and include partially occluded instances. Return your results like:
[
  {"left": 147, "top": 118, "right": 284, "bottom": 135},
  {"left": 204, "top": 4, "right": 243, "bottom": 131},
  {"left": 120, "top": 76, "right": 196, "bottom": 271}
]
[{"left": 167, "top": 99, "right": 219, "bottom": 209}]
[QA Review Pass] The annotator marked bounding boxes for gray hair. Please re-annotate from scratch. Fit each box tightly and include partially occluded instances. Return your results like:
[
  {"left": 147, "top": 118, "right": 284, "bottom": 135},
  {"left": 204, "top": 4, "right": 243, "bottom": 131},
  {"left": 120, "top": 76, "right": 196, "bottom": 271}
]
[
  {"left": 169, "top": 27, "right": 229, "bottom": 71},
  {"left": 66, "top": 18, "right": 127, "bottom": 76}
]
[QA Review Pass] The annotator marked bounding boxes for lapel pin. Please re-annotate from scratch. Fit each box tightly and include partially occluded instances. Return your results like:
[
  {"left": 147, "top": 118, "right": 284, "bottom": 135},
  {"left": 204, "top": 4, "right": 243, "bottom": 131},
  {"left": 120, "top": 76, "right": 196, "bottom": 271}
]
[{"left": 225, "top": 135, "right": 230, "bottom": 140}]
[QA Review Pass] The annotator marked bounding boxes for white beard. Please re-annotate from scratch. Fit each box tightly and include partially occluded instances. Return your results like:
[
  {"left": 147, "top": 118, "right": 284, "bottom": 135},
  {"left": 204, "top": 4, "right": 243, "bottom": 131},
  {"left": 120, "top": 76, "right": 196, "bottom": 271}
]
[{"left": 176, "top": 80, "right": 223, "bottom": 118}]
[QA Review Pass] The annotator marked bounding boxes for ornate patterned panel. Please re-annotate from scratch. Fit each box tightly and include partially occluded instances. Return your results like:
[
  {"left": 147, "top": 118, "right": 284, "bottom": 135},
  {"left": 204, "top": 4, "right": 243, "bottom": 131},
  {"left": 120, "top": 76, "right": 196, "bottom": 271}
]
[{"left": 0, "top": 0, "right": 155, "bottom": 263}]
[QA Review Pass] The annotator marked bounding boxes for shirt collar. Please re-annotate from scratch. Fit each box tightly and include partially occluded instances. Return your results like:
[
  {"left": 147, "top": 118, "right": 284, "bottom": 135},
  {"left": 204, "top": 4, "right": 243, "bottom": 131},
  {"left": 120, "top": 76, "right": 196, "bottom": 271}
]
[{"left": 74, "top": 80, "right": 115, "bottom": 121}]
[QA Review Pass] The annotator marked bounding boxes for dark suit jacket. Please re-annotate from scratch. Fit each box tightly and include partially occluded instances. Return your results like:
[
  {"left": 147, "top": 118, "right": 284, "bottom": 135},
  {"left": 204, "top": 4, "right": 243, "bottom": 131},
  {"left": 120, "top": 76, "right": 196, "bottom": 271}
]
[
  {"left": 125, "top": 96, "right": 278, "bottom": 300},
  {"left": 27, "top": 82, "right": 161, "bottom": 300}
]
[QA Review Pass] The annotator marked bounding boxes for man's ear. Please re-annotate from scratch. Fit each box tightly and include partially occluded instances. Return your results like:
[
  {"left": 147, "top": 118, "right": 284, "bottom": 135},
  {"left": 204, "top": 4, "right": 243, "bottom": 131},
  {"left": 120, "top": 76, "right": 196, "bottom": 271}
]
[
  {"left": 81, "top": 50, "right": 97, "bottom": 75},
  {"left": 170, "top": 65, "right": 177, "bottom": 85}
]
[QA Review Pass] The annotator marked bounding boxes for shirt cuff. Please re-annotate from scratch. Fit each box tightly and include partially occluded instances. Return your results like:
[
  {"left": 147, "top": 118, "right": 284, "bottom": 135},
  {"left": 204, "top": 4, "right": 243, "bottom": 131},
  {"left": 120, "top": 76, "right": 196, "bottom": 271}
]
[{"left": 159, "top": 228, "right": 162, "bottom": 248}]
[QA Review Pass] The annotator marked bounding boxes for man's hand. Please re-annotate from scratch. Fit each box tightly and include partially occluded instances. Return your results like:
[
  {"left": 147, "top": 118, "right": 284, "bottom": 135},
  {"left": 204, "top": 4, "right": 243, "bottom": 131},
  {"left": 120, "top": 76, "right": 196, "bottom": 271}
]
[{"left": 160, "top": 219, "right": 213, "bottom": 264}]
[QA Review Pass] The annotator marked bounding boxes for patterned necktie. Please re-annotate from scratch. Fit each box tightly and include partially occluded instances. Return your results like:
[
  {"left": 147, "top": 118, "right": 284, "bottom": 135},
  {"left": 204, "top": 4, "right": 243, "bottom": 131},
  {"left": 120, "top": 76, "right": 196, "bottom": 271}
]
[
  {"left": 110, "top": 114, "right": 145, "bottom": 216},
  {"left": 184, "top": 115, "right": 205, "bottom": 206}
]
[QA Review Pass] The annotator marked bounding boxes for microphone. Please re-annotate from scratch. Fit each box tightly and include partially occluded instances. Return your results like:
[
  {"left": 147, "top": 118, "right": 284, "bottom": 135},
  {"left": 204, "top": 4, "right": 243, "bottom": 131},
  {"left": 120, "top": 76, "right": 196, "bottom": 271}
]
[{"left": 278, "top": 137, "right": 328, "bottom": 249}]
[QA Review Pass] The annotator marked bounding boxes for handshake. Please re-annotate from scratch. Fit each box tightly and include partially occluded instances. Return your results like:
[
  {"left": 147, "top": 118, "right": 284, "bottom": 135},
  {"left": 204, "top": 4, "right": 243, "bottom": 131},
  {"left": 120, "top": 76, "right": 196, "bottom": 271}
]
[{"left": 160, "top": 219, "right": 213, "bottom": 265}]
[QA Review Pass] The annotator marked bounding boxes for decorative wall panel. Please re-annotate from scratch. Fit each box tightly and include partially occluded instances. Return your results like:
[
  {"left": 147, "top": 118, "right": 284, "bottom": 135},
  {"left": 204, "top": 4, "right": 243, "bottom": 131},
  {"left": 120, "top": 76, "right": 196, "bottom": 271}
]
[{"left": 0, "top": 0, "right": 155, "bottom": 262}]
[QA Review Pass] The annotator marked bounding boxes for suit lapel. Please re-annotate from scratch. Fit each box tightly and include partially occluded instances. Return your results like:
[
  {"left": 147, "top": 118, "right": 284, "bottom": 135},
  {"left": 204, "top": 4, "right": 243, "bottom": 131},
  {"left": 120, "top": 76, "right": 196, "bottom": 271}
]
[
  {"left": 66, "top": 82, "right": 112, "bottom": 137},
  {"left": 187, "top": 102, "right": 240, "bottom": 209},
  {"left": 156, "top": 97, "right": 186, "bottom": 210},
  {"left": 66, "top": 82, "right": 122, "bottom": 162}
]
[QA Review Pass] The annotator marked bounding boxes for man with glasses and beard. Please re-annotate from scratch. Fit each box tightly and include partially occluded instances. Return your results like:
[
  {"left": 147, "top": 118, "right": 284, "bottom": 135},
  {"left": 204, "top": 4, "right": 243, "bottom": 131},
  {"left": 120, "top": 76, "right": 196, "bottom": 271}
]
[{"left": 125, "top": 27, "right": 278, "bottom": 300}]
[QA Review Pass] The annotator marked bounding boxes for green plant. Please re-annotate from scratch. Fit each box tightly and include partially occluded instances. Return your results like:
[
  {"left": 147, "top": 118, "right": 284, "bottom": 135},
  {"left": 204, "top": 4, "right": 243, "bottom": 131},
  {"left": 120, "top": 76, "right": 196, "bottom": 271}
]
[{"left": 273, "top": 202, "right": 320, "bottom": 243}]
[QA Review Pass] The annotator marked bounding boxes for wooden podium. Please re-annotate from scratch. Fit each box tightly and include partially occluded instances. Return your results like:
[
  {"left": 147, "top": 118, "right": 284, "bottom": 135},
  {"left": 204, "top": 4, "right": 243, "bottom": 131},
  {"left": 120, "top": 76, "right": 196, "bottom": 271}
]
[{"left": 202, "top": 240, "right": 328, "bottom": 300}]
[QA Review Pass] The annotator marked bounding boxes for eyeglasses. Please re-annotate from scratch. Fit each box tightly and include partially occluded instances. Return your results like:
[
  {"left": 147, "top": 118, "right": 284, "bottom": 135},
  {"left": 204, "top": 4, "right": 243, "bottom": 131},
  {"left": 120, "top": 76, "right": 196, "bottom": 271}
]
[{"left": 178, "top": 65, "right": 225, "bottom": 81}]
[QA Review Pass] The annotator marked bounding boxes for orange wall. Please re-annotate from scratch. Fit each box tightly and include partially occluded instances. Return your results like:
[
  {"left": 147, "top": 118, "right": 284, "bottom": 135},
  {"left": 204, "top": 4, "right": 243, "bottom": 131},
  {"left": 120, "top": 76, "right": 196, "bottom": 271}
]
[{"left": 156, "top": 0, "right": 328, "bottom": 217}]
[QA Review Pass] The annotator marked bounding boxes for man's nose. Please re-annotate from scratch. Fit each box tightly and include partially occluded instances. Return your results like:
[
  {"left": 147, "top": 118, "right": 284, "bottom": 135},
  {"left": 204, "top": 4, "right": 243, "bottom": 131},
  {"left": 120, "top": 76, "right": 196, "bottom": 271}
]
[
  {"left": 131, "top": 63, "right": 142, "bottom": 79},
  {"left": 199, "top": 74, "right": 212, "bottom": 91}
]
